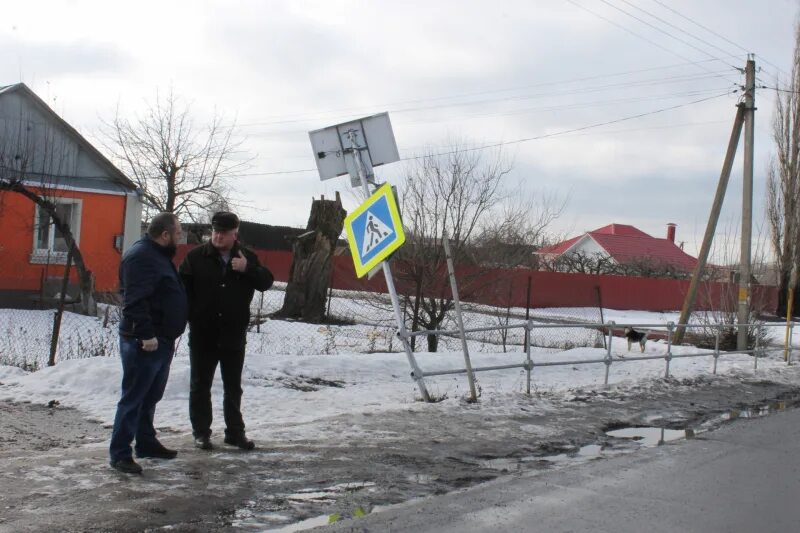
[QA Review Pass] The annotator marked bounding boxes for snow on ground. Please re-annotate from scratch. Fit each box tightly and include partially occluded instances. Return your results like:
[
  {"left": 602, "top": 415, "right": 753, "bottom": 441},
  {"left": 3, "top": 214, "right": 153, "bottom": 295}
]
[{"left": 1, "top": 304, "right": 797, "bottom": 444}]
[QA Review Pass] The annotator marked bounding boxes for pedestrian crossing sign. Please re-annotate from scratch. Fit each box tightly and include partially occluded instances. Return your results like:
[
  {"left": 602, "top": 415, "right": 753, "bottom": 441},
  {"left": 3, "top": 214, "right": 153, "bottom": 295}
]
[{"left": 344, "top": 182, "right": 405, "bottom": 278}]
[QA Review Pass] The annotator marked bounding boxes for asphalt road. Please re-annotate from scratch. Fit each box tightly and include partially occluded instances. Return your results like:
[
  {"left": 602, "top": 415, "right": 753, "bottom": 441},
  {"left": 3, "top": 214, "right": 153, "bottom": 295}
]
[{"left": 323, "top": 405, "right": 800, "bottom": 533}]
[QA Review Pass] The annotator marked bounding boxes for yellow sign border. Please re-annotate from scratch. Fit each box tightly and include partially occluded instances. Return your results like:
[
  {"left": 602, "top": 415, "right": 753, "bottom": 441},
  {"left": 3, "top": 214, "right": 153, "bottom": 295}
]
[{"left": 344, "top": 182, "right": 406, "bottom": 278}]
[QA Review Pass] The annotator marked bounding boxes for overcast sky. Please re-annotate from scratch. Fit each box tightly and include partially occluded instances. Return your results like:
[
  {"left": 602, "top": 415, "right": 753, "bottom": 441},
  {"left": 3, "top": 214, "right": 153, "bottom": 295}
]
[{"left": 1, "top": 0, "right": 797, "bottom": 258}]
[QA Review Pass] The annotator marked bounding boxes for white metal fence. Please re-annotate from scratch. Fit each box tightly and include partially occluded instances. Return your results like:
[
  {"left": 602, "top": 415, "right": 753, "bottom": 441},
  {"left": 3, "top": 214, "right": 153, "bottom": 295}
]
[{"left": 403, "top": 320, "right": 793, "bottom": 396}]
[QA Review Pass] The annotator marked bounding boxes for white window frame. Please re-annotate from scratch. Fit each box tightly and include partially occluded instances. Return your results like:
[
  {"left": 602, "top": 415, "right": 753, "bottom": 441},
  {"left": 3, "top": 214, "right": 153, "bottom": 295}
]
[{"left": 30, "top": 198, "right": 82, "bottom": 265}]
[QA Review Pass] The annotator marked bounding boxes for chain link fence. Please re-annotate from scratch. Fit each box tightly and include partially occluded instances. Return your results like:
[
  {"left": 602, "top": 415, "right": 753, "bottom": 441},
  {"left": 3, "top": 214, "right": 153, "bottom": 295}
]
[{"left": 0, "top": 281, "right": 604, "bottom": 370}]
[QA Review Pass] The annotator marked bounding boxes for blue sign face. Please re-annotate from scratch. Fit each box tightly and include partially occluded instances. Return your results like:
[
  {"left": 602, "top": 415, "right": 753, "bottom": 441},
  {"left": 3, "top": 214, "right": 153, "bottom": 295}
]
[
  {"left": 350, "top": 194, "right": 397, "bottom": 265},
  {"left": 344, "top": 182, "right": 406, "bottom": 278}
]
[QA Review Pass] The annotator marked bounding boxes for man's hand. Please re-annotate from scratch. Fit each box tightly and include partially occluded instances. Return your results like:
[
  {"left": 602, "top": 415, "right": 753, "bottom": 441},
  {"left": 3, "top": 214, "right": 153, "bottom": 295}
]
[
  {"left": 141, "top": 337, "right": 158, "bottom": 352},
  {"left": 231, "top": 250, "right": 248, "bottom": 272}
]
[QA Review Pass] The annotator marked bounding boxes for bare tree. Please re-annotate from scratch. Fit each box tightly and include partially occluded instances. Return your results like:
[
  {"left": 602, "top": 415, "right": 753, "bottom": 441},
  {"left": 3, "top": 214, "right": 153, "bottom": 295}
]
[
  {"left": 103, "top": 89, "right": 247, "bottom": 221},
  {"left": 393, "top": 145, "right": 513, "bottom": 352},
  {"left": 768, "top": 21, "right": 800, "bottom": 317},
  {"left": 471, "top": 189, "right": 567, "bottom": 268}
]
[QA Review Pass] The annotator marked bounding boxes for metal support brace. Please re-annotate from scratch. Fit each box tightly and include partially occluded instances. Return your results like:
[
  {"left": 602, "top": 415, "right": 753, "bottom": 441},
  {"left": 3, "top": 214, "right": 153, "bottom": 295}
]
[
  {"left": 789, "top": 322, "right": 795, "bottom": 366},
  {"left": 443, "top": 231, "right": 478, "bottom": 402},
  {"left": 665, "top": 322, "right": 675, "bottom": 379}
]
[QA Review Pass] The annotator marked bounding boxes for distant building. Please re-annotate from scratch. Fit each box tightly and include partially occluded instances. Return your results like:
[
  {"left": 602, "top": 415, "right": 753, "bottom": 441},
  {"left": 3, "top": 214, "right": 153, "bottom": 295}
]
[{"left": 537, "top": 223, "right": 698, "bottom": 272}]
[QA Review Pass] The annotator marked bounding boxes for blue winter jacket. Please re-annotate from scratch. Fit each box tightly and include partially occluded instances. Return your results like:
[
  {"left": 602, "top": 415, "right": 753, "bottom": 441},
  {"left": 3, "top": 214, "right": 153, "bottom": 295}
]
[{"left": 118, "top": 236, "right": 188, "bottom": 341}]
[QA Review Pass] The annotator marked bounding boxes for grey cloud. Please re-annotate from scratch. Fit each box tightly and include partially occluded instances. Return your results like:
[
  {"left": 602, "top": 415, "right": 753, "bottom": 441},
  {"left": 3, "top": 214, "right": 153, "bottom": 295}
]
[{"left": 0, "top": 38, "right": 132, "bottom": 79}]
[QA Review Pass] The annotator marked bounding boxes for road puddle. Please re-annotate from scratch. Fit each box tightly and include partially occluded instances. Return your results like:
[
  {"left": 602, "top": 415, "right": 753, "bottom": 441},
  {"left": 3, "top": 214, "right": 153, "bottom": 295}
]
[
  {"left": 717, "top": 401, "right": 787, "bottom": 422},
  {"left": 478, "top": 443, "right": 607, "bottom": 472},
  {"left": 605, "top": 427, "right": 689, "bottom": 447},
  {"left": 262, "top": 513, "right": 331, "bottom": 532}
]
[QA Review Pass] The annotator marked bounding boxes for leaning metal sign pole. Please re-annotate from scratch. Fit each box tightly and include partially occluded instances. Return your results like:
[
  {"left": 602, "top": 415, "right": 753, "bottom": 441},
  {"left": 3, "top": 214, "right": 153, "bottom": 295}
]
[
  {"left": 309, "top": 114, "right": 430, "bottom": 401},
  {"left": 348, "top": 134, "right": 430, "bottom": 401}
]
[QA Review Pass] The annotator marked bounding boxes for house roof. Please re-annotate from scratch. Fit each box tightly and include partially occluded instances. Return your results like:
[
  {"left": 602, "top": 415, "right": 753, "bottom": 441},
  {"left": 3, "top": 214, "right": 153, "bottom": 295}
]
[
  {"left": 538, "top": 223, "right": 698, "bottom": 271},
  {"left": 0, "top": 83, "right": 137, "bottom": 191}
]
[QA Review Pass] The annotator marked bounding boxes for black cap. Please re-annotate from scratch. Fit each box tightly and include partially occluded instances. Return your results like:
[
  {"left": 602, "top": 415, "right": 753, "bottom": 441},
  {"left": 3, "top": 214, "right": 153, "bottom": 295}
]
[{"left": 211, "top": 211, "right": 240, "bottom": 231}]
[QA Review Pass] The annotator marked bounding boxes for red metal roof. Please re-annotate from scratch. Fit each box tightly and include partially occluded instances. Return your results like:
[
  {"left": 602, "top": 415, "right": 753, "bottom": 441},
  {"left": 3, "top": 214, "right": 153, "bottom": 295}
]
[{"left": 537, "top": 223, "right": 698, "bottom": 271}]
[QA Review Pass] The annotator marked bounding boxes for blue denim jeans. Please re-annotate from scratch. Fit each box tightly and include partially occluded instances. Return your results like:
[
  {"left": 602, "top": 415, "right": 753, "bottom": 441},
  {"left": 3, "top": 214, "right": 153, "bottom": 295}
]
[{"left": 109, "top": 336, "right": 174, "bottom": 462}]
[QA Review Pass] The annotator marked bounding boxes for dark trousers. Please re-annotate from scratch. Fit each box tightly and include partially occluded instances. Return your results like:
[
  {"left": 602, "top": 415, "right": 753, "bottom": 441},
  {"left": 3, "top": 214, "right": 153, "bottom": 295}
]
[
  {"left": 109, "top": 336, "right": 174, "bottom": 462},
  {"left": 189, "top": 346, "right": 246, "bottom": 438}
]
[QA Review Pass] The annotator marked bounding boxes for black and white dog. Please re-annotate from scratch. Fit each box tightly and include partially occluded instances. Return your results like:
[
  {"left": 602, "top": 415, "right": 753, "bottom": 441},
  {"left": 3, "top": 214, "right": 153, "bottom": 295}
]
[{"left": 624, "top": 327, "right": 648, "bottom": 352}]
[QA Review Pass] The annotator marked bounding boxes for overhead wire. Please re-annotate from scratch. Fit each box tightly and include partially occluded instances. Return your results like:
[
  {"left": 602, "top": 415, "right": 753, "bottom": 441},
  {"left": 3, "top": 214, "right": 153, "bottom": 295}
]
[
  {"left": 1, "top": 93, "right": 732, "bottom": 180},
  {"left": 649, "top": 0, "right": 789, "bottom": 80},
  {"left": 396, "top": 92, "right": 730, "bottom": 161},
  {"left": 239, "top": 86, "right": 735, "bottom": 138},
  {"left": 615, "top": 0, "right": 745, "bottom": 67},
  {"left": 230, "top": 60, "right": 731, "bottom": 129},
  {"left": 595, "top": 0, "right": 742, "bottom": 79},
  {"left": 238, "top": 71, "right": 736, "bottom": 135},
  {"left": 563, "top": 0, "right": 740, "bottom": 87}
]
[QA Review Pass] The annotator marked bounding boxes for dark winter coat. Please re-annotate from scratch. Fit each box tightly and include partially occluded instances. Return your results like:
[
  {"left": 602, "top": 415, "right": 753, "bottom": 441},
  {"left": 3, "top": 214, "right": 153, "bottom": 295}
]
[
  {"left": 119, "top": 236, "right": 188, "bottom": 342},
  {"left": 179, "top": 241, "right": 274, "bottom": 350}
]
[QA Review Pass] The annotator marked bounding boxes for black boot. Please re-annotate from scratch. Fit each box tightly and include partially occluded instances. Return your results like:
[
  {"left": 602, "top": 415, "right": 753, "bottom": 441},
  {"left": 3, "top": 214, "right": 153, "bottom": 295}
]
[
  {"left": 110, "top": 458, "right": 143, "bottom": 474},
  {"left": 224, "top": 433, "right": 255, "bottom": 450},
  {"left": 136, "top": 443, "right": 178, "bottom": 459},
  {"left": 194, "top": 435, "right": 212, "bottom": 450}
]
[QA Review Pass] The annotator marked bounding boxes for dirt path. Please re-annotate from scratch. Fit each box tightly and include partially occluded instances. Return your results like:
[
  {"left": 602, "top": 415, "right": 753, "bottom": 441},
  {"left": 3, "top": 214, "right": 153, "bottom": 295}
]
[{"left": 1, "top": 373, "right": 799, "bottom": 532}]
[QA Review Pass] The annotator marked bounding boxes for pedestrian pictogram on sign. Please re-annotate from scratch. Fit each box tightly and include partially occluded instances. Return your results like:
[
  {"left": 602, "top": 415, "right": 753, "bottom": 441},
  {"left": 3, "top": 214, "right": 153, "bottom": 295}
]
[
  {"left": 362, "top": 211, "right": 393, "bottom": 256},
  {"left": 344, "top": 183, "right": 405, "bottom": 278}
]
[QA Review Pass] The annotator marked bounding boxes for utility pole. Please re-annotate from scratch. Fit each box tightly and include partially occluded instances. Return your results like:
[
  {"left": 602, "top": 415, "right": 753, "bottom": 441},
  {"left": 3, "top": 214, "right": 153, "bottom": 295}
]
[
  {"left": 738, "top": 56, "right": 756, "bottom": 351},
  {"left": 674, "top": 105, "right": 744, "bottom": 345}
]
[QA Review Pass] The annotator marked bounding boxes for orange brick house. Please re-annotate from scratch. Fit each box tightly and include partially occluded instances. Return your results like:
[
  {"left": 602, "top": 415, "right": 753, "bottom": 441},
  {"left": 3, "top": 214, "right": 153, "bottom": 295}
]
[{"left": 0, "top": 83, "right": 141, "bottom": 307}]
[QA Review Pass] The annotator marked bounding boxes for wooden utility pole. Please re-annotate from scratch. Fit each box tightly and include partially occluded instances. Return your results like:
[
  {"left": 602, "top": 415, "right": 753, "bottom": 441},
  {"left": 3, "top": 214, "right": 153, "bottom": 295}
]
[
  {"left": 674, "top": 105, "right": 745, "bottom": 345},
  {"left": 738, "top": 56, "right": 756, "bottom": 350}
]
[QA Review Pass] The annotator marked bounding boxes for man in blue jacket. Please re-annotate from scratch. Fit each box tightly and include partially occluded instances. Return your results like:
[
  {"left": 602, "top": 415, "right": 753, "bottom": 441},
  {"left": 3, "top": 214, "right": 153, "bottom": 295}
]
[{"left": 109, "top": 212, "right": 188, "bottom": 474}]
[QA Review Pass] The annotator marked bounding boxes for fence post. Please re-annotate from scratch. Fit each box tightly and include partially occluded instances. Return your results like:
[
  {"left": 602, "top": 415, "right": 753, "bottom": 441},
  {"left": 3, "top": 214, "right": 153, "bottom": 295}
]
[
  {"left": 48, "top": 245, "right": 74, "bottom": 367},
  {"left": 713, "top": 328, "right": 720, "bottom": 375},
  {"left": 665, "top": 322, "right": 674, "bottom": 379},
  {"left": 326, "top": 267, "right": 334, "bottom": 320},
  {"left": 596, "top": 286, "right": 607, "bottom": 349},
  {"left": 526, "top": 319, "right": 532, "bottom": 396},
  {"left": 524, "top": 275, "right": 532, "bottom": 350},
  {"left": 256, "top": 291, "right": 264, "bottom": 333},
  {"left": 753, "top": 331, "right": 759, "bottom": 371},
  {"left": 604, "top": 321, "right": 615, "bottom": 386}
]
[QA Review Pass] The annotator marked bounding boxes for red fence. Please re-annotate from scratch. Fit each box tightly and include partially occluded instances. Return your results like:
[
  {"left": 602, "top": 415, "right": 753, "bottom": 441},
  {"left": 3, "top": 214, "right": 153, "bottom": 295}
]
[{"left": 174, "top": 245, "right": 778, "bottom": 312}]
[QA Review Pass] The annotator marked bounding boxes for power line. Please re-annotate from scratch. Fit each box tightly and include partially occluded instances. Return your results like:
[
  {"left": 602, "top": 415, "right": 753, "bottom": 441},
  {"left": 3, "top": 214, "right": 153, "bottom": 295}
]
[
  {"left": 596, "top": 0, "right": 741, "bottom": 74},
  {"left": 564, "top": 0, "right": 739, "bottom": 87},
  {"left": 238, "top": 71, "right": 735, "bottom": 134},
  {"left": 229, "top": 60, "right": 730, "bottom": 129},
  {"left": 237, "top": 85, "right": 734, "bottom": 139},
  {"left": 398, "top": 92, "right": 730, "bottom": 161},
  {"left": 649, "top": 0, "right": 789, "bottom": 79},
  {"left": 2, "top": 93, "right": 731, "bottom": 180},
  {"left": 615, "top": 0, "right": 744, "bottom": 66}
]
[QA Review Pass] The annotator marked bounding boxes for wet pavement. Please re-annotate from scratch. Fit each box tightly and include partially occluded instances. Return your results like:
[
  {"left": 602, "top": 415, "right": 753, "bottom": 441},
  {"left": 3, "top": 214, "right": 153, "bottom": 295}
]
[
  {"left": 323, "top": 398, "right": 800, "bottom": 533},
  {"left": 1, "top": 373, "right": 799, "bottom": 532}
]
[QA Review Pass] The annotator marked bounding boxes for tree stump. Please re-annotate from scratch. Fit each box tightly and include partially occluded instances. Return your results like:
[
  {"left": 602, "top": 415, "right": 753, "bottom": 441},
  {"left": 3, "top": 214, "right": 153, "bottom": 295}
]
[{"left": 277, "top": 193, "right": 346, "bottom": 322}]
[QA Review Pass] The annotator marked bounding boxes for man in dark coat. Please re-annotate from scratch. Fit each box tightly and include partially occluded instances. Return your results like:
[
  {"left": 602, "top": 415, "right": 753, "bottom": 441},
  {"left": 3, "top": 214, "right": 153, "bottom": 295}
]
[
  {"left": 179, "top": 211, "right": 273, "bottom": 450},
  {"left": 110, "top": 212, "right": 188, "bottom": 474}
]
